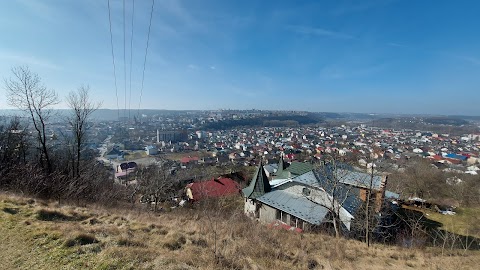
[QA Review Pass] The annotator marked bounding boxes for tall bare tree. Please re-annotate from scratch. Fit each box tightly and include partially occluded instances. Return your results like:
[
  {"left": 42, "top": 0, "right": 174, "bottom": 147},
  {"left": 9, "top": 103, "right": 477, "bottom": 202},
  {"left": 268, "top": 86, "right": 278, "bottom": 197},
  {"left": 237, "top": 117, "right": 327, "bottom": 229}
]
[
  {"left": 0, "top": 117, "right": 29, "bottom": 167},
  {"left": 137, "top": 161, "right": 177, "bottom": 211},
  {"left": 5, "top": 66, "right": 58, "bottom": 173},
  {"left": 312, "top": 155, "right": 359, "bottom": 238},
  {"left": 66, "top": 85, "right": 101, "bottom": 178}
]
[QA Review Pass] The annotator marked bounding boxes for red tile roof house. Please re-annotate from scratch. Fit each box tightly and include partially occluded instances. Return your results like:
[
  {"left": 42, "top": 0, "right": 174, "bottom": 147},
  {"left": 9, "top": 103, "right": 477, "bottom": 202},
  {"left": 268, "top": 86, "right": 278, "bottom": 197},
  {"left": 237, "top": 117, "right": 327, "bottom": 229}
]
[
  {"left": 180, "top": 156, "right": 199, "bottom": 165},
  {"left": 185, "top": 177, "right": 241, "bottom": 201}
]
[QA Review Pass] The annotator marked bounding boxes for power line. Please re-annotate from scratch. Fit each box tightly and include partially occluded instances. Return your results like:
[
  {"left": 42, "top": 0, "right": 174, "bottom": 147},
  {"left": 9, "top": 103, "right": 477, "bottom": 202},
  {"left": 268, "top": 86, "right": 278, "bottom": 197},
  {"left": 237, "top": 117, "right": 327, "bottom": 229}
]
[
  {"left": 107, "top": 0, "right": 120, "bottom": 120},
  {"left": 123, "top": 0, "right": 127, "bottom": 120},
  {"left": 128, "top": 0, "right": 135, "bottom": 120},
  {"left": 138, "top": 0, "right": 155, "bottom": 117}
]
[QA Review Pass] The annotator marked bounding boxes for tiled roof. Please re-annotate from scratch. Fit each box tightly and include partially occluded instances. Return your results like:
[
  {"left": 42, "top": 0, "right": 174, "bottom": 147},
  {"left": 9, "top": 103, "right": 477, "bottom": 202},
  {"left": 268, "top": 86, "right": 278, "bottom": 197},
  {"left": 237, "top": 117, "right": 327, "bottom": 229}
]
[{"left": 187, "top": 177, "right": 240, "bottom": 201}]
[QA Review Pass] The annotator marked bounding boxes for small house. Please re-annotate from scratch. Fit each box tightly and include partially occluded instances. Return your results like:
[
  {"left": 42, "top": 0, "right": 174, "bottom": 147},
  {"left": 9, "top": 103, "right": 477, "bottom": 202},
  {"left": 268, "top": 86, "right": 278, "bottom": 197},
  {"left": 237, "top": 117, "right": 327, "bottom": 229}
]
[{"left": 185, "top": 177, "right": 241, "bottom": 201}]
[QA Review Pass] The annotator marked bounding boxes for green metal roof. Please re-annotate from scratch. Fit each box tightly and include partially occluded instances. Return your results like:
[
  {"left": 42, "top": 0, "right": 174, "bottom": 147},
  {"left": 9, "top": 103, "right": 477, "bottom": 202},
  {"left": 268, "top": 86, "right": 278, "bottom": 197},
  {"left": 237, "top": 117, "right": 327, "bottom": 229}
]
[
  {"left": 242, "top": 163, "right": 271, "bottom": 199},
  {"left": 286, "top": 161, "right": 313, "bottom": 176},
  {"left": 274, "top": 156, "right": 286, "bottom": 177}
]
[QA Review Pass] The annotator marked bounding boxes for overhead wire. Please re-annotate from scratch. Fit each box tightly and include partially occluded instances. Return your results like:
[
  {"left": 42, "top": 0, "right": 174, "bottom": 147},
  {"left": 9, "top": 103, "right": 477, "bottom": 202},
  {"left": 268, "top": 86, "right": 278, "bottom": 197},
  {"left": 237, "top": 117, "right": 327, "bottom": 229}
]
[
  {"left": 138, "top": 0, "right": 155, "bottom": 117},
  {"left": 128, "top": 0, "right": 135, "bottom": 120},
  {"left": 107, "top": 0, "right": 120, "bottom": 120},
  {"left": 123, "top": 0, "right": 127, "bottom": 120}
]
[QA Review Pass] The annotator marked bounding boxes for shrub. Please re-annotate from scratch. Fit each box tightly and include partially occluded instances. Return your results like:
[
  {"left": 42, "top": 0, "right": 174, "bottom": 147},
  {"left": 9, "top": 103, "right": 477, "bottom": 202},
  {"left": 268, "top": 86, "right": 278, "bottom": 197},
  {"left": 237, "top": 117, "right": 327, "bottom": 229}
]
[
  {"left": 117, "top": 238, "right": 145, "bottom": 247},
  {"left": 64, "top": 233, "right": 98, "bottom": 247},
  {"left": 2, "top": 207, "right": 19, "bottom": 215},
  {"left": 163, "top": 234, "right": 187, "bottom": 250},
  {"left": 36, "top": 209, "right": 72, "bottom": 221}
]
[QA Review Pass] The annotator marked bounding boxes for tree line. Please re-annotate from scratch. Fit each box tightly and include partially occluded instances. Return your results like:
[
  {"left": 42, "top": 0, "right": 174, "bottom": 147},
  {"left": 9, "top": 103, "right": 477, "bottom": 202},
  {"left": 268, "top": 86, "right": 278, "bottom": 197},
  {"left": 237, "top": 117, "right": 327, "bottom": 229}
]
[{"left": 0, "top": 66, "right": 126, "bottom": 204}]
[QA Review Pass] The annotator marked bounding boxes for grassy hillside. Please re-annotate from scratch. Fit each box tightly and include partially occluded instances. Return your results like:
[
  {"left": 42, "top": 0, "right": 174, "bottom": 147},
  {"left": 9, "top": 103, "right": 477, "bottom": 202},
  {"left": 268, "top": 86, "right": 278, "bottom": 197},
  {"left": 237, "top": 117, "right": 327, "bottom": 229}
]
[{"left": 1, "top": 193, "right": 479, "bottom": 270}]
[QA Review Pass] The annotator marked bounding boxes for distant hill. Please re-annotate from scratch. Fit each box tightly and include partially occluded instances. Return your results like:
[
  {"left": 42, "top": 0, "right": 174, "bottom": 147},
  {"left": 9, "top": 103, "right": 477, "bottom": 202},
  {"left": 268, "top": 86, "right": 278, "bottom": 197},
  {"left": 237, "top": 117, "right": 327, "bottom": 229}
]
[
  {"left": 202, "top": 113, "right": 324, "bottom": 130},
  {"left": 424, "top": 117, "right": 469, "bottom": 126}
]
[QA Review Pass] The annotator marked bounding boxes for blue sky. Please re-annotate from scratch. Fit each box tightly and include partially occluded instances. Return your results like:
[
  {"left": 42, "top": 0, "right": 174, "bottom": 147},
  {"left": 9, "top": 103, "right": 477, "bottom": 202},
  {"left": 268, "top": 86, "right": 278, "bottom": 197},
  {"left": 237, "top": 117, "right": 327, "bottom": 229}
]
[{"left": 1, "top": 0, "right": 479, "bottom": 115}]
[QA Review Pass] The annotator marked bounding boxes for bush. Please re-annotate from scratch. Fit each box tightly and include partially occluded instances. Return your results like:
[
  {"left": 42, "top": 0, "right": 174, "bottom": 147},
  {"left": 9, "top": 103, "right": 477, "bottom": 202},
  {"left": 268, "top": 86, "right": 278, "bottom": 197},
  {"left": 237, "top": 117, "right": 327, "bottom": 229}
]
[
  {"left": 2, "top": 207, "right": 19, "bottom": 215},
  {"left": 36, "top": 209, "right": 72, "bottom": 221},
  {"left": 64, "top": 233, "right": 98, "bottom": 247},
  {"left": 163, "top": 234, "right": 186, "bottom": 250},
  {"left": 117, "top": 238, "right": 145, "bottom": 247}
]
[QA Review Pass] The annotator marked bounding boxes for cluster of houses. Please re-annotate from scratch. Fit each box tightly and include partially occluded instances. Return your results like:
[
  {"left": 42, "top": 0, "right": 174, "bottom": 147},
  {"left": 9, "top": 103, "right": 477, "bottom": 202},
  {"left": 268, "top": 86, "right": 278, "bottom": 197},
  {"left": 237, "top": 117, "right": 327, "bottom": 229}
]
[
  {"left": 184, "top": 155, "right": 397, "bottom": 234},
  {"left": 137, "top": 125, "right": 480, "bottom": 179}
]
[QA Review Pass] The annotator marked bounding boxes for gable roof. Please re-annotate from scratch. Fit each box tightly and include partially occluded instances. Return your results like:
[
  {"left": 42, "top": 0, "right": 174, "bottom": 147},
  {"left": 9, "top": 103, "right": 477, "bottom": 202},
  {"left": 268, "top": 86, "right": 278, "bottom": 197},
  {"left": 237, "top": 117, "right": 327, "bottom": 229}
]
[
  {"left": 292, "top": 170, "right": 362, "bottom": 215},
  {"left": 274, "top": 156, "right": 286, "bottom": 176},
  {"left": 242, "top": 163, "right": 271, "bottom": 199},
  {"left": 336, "top": 169, "right": 383, "bottom": 190},
  {"left": 256, "top": 189, "right": 329, "bottom": 226},
  {"left": 186, "top": 177, "right": 240, "bottom": 201},
  {"left": 106, "top": 148, "right": 121, "bottom": 156},
  {"left": 180, "top": 156, "right": 199, "bottom": 164},
  {"left": 286, "top": 161, "right": 313, "bottom": 176}
]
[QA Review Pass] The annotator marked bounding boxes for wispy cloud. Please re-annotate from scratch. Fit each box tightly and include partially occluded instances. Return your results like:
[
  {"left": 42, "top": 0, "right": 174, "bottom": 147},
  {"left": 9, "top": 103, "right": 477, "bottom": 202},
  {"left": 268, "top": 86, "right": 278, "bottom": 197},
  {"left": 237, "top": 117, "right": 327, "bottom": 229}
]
[
  {"left": 458, "top": 56, "right": 480, "bottom": 66},
  {"left": 320, "top": 63, "right": 388, "bottom": 80},
  {"left": 387, "top": 42, "right": 409, "bottom": 48},
  {"left": 0, "top": 51, "right": 62, "bottom": 70},
  {"left": 187, "top": 64, "right": 198, "bottom": 69},
  {"left": 331, "top": 0, "right": 398, "bottom": 16},
  {"left": 431, "top": 51, "right": 480, "bottom": 66},
  {"left": 286, "top": 25, "right": 354, "bottom": 39},
  {"left": 159, "top": 0, "right": 205, "bottom": 32}
]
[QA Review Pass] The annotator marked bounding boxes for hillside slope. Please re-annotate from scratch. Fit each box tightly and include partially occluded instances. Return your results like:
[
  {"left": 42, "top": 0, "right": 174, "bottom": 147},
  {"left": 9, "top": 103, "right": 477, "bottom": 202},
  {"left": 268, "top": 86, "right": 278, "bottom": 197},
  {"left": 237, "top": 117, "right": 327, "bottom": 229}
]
[{"left": 1, "top": 193, "right": 479, "bottom": 270}]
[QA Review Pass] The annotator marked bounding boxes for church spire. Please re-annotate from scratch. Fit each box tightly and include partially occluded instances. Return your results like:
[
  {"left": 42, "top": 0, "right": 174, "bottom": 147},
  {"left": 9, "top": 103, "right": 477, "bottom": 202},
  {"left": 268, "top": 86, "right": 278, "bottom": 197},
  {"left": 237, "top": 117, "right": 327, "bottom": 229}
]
[{"left": 242, "top": 161, "right": 271, "bottom": 199}]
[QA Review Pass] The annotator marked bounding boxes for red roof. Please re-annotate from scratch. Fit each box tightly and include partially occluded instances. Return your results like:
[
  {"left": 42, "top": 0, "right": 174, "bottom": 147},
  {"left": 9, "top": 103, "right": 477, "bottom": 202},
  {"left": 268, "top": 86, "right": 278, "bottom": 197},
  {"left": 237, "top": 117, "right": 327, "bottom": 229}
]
[
  {"left": 186, "top": 177, "right": 240, "bottom": 201},
  {"left": 430, "top": 155, "right": 443, "bottom": 161},
  {"left": 180, "top": 156, "right": 199, "bottom": 164}
]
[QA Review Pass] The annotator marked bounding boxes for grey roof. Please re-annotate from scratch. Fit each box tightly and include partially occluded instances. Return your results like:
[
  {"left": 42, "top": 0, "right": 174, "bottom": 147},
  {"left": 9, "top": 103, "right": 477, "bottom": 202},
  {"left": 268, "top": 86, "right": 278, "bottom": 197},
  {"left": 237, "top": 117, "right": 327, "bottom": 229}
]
[
  {"left": 293, "top": 170, "right": 362, "bottom": 215},
  {"left": 264, "top": 164, "right": 278, "bottom": 174},
  {"left": 385, "top": 190, "right": 400, "bottom": 199},
  {"left": 336, "top": 169, "right": 383, "bottom": 190},
  {"left": 257, "top": 190, "right": 329, "bottom": 225}
]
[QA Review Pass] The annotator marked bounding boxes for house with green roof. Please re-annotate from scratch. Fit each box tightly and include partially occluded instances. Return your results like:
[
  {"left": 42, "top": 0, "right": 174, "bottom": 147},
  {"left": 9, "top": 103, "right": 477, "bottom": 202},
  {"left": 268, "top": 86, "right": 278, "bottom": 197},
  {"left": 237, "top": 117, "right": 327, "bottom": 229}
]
[
  {"left": 242, "top": 162, "right": 357, "bottom": 232},
  {"left": 242, "top": 158, "right": 393, "bottom": 232}
]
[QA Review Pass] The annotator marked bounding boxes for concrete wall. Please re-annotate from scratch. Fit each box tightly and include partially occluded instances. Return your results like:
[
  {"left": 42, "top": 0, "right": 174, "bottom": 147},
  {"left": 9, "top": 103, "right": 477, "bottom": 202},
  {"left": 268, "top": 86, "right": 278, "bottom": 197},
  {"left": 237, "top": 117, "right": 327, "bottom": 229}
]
[
  {"left": 259, "top": 203, "right": 278, "bottom": 223},
  {"left": 244, "top": 198, "right": 257, "bottom": 218}
]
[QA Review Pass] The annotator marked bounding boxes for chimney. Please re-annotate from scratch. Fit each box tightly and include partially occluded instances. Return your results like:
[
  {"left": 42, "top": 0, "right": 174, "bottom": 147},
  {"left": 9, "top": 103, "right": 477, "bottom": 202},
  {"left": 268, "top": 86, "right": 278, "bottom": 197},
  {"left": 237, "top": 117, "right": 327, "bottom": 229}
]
[{"left": 375, "top": 174, "right": 388, "bottom": 212}]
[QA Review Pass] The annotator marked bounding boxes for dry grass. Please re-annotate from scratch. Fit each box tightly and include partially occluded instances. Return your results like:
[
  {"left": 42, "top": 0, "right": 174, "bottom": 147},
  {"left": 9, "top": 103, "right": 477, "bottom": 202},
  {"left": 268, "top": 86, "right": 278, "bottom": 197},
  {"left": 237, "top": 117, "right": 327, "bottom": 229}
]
[
  {"left": 1, "top": 192, "right": 479, "bottom": 270},
  {"left": 421, "top": 207, "right": 480, "bottom": 238}
]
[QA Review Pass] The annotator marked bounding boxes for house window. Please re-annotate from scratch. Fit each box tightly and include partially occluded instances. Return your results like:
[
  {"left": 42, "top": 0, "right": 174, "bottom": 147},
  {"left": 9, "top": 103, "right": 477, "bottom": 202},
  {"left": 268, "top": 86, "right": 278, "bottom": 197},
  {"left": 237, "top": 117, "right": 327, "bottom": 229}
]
[
  {"left": 297, "top": 218, "right": 304, "bottom": 230},
  {"left": 302, "top": 187, "right": 311, "bottom": 196},
  {"left": 276, "top": 210, "right": 288, "bottom": 223},
  {"left": 290, "top": 216, "right": 296, "bottom": 227}
]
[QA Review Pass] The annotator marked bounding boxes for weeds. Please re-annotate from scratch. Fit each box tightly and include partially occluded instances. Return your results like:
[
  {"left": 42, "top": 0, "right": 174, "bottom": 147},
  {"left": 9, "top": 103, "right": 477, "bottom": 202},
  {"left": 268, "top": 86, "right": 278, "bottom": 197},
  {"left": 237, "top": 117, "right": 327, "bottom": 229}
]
[
  {"left": 163, "top": 233, "right": 187, "bottom": 250},
  {"left": 116, "top": 237, "right": 145, "bottom": 247},
  {"left": 1, "top": 193, "right": 480, "bottom": 270},
  {"left": 2, "top": 207, "right": 19, "bottom": 214},
  {"left": 64, "top": 233, "right": 98, "bottom": 247}
]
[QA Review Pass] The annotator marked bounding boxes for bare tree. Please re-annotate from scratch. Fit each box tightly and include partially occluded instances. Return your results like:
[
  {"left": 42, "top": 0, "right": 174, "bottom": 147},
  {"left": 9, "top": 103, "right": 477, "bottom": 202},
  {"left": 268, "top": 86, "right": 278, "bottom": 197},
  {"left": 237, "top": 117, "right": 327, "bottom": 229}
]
[
  {"left": 66, "top": 85, "right": 101, "bottom": 178},
  {"left": 312, "top": 155, "right": 359, "bottom": 238},
  {"left": 0, "top": 117, "right": 29, "bottom": 167},
  {"left": 137, "top": 161, "right": 177, "bottom": 211},
  {"left": 5, "top": 66, "right": 58, "bottom": 173}
]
